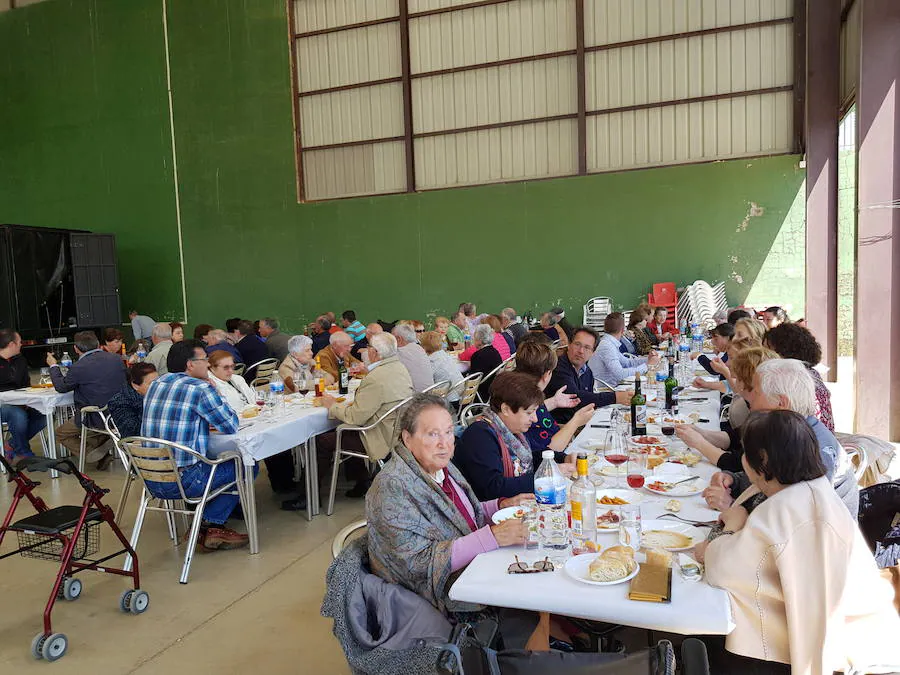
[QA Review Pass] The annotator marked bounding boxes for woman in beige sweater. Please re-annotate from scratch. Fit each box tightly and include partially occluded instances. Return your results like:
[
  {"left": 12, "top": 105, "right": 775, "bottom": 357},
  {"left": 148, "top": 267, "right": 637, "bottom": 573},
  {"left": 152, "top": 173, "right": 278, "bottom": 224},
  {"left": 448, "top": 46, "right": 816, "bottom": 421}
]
[{"left": 696, "top": 410, "right": 900, "bottom": 674}]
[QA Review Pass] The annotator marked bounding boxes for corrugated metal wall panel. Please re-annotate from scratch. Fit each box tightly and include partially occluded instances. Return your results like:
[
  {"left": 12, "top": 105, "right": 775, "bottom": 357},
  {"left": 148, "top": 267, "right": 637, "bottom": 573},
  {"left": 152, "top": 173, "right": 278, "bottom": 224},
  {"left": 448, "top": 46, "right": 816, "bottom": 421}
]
[
  {"left": 296, "top": 22, "right": 401, "bottom": 92},
  {"left": 585, "top": 0, "right": 793, "bottom": 47},
  {"left": 415, "top": 119, "right": 578, "bottom": 189},
  {"left": 412, "top": 56, "right": 577, "bottom": 133},
  {"left": 586, "top": 90, "right": 792, "bottom": 171},
  {"left": 840, "top": 0, "right": 860, "bottom": 104},
  {"left": 586, "top": 23, "right": 791, "bottom": 110},
  {"left": 303, "top": 141, "right": 406, "bottom": 200},
  {"left": 409, "top": 0, "right": 498, "bottom": 13},
  {"left": 409, "top": 0, "right": 576, "bottom": 74},
  {"left": 300, "top": 83, "right": 405, "bottom": 146},
  {"left": 294, "top": 0, "right": 398, "bottom": 34}
]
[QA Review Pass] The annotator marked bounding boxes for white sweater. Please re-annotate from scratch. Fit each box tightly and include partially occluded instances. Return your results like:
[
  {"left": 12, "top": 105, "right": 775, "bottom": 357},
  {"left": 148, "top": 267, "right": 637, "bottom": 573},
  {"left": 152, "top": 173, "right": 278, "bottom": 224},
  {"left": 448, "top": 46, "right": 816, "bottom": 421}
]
[{"left": 209, "top": 373, "right": 256, "bottom": 413}]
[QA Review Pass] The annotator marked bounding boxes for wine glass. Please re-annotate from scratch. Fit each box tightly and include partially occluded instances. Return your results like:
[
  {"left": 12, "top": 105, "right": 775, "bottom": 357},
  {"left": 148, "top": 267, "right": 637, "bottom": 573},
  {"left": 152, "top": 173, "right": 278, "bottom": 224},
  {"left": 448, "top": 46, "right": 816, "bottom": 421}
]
[{"left": 604, "top": 432, "right": 628, "bottom": 488}]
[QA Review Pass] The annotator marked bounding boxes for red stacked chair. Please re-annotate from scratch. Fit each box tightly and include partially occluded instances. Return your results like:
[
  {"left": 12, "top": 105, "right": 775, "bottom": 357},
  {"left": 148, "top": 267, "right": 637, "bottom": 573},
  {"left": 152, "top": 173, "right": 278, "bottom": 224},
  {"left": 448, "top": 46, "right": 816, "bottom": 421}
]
[{"left": 647, "top": 282, "right": 678, "bottom": 334}]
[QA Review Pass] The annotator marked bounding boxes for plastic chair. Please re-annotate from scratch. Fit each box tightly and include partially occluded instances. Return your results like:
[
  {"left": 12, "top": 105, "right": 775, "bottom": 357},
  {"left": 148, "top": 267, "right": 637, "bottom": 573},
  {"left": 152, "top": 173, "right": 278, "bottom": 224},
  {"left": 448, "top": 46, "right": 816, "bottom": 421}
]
[
  {"left": 651, "top": 282, "right": 677, "bottom": 307},
  {"left": 326, "top": 396, "right": 415, "bottom": 516},
  {"left": 331, "top": 519, "right": 367, "bottom": 559},
  {"left": 247, "top": 358, "right": 278, "bottom": 388},
  {"left": 118, "top": 436, "right": 249, "bottom": 584}
]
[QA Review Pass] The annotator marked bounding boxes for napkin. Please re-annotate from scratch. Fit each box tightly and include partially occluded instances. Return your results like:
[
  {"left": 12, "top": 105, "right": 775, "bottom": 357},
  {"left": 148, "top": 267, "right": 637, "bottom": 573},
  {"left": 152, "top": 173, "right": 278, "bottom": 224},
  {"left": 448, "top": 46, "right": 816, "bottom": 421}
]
[{"left": 628, "top": 564, "right": 672, "bottom": 603}]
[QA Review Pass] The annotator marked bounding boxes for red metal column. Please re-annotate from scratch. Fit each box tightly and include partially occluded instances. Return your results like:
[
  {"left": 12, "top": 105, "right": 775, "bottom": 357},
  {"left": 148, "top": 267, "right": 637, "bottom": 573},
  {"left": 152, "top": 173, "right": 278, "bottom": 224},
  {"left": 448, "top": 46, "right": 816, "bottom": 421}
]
[
  {"left": 804, "top": 0, "right": 840, "bottom": 380},
  {"left": 856, "top": 0, "right": 900, "bottom": 439}
]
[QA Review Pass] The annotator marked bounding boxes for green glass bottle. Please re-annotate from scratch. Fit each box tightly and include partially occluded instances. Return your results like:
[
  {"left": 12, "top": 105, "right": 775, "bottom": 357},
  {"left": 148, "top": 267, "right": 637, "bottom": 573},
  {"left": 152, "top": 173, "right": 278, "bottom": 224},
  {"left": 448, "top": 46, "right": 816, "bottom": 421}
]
[
  {"left": 338, "top": 359, "right": 349, "bottom": 395},
  {"left": 665, "top": 359, "right": 678, "bottom": 410},
  {"left": 630, "top": 373, "right": 647, "bottom": 436}
]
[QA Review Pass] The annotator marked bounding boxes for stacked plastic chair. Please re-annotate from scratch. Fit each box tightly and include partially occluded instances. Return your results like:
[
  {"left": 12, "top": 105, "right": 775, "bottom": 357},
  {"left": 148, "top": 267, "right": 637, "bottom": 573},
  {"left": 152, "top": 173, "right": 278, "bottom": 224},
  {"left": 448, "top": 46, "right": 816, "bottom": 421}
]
[
  {"left": 677, "top": 281, "right": 728, "bottom": 329},
  {"left": 582, "top": 296, "right": 612, "bottom": 332},
  {"left": 646, "top": 282, "right": 678, "bottom": 334}
]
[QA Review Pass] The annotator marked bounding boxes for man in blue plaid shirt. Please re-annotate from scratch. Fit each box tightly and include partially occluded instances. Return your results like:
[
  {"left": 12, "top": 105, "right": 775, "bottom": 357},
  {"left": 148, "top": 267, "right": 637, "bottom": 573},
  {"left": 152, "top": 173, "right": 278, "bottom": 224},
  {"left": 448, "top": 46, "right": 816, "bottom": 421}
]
[{"left": 142, "top": 339, "right": 252, "bottom": 552}]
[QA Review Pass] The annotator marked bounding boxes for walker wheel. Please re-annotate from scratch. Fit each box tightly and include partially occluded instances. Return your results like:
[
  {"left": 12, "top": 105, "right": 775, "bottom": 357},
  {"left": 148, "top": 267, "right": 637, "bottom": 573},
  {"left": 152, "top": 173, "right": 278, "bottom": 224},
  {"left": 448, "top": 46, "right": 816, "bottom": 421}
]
[
  {"left": 60, "top": 577, "right": 82, "bottom": 601},
  {"left": 31, "top": 632, "right": 46, "bottom": 660},
  {"left": 119, "top": 589, "right": 134, "bottom": 613},
  {"left": 129, "top": 589, "right": 150, "bottom": 614},
  {"left": 42, "top": 633, "right": 68, "bottom": 662}
]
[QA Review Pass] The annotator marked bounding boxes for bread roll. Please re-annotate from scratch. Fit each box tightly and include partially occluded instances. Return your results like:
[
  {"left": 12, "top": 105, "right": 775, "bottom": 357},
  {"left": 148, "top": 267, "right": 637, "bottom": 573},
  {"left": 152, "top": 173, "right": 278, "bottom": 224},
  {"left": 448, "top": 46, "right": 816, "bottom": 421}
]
[
  {"left": 603, "top": 545, "right": 635, "bottom": 565},
  {"left": 588, "top": 556, "right": 630, "bottom": 582},
  {"left": 644, "top": 548, "right": 673, "bottom": 568}
]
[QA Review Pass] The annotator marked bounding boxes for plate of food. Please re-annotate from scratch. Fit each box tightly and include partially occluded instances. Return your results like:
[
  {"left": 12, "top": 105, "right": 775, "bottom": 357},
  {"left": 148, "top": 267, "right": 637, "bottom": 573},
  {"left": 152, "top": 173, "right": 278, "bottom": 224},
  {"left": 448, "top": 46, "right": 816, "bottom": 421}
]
[
  {"left": 667, "top": 449, "right": 702, "bottom": 467},
  {"left": 595, "top": 490, "right": 642, "bottom": 530},
  {"left": 596, "top": 463, "right": 628, "bottom": 477},
  {"left": 564, "top": 546, "right": 640, "bottom": 586},
  {"left": 644, "top": 475, "right": 704, "bottom": 497},
  {"left": 581, "top": 437, "right": 609, "bottom": 451},
  {"left": 630, "top": 435, "right": 664, "bottom": 446},
  {"left": 640, "top": 520, "right": 702, "bottom": 551},
  {"left": 491, "top": 505, "right": 531, "bottom": 524}
]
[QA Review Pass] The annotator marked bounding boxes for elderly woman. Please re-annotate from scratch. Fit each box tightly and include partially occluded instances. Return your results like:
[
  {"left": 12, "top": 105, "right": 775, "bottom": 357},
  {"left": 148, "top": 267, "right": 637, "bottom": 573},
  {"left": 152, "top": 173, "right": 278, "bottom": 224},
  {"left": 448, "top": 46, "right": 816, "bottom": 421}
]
[
  {"left": 764, "top": 323, "right": 834, "bottom": 431},
  {"left": 455, "top": 372, "right": 576, "bottom": 500},
  {"left": 482, "top": 314, "right": 512, "bottom": 359},
  {"left": 419, "top": 331, "right": 463, "bottom": 402},
  {"left": 625, "top": 308, "right": 654, "bottom": 356},
  {"left": 468, "top": 324, "right": 503, "bottom": 400},
  {"left": 169, "top": 322, "right": 184, "bottom": 343},
  {"left": 514, "top": 341, "right": 594, "bottom": 457},
  {"left": 539, "top": 312, "right": 568, "bottom": 347},
  {"left": 107, "top": 362, "right": 158, "bottom": 440},
  {"left": 279, "top": 334, "right": 333, "bottom": 392},
  {"left": 677, "top": 346, "right": 779, "bottom": 470},
  {"left": 367, "top": 394, "right": 531, "bottom": 617},
  {"left": 102, "top": 327, "right": 125, "bottom": 356},
  {"left": 208, "top": 350, "right": 256, "bottom": 412},
  {"left": 696, "top": 411, "right": 900, "bottom": 674}
]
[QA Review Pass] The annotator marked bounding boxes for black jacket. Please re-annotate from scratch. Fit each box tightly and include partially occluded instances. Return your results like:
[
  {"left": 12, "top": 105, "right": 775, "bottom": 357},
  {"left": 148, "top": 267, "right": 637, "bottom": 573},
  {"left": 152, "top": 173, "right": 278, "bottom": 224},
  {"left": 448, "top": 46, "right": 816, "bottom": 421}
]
[
  {"left": 546, "top": 353, "right": 615, "bottom": 423},
  {"left": 49, "top": 349, "right": 127, "bottom": 427}
]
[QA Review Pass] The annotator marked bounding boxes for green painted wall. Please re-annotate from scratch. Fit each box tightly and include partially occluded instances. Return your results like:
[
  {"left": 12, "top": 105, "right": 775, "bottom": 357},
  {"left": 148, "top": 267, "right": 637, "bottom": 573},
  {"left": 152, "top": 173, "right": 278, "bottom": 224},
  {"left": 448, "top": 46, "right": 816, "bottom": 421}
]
[{"left": 1, "top": 0, "right": 807, "bottom": 334}]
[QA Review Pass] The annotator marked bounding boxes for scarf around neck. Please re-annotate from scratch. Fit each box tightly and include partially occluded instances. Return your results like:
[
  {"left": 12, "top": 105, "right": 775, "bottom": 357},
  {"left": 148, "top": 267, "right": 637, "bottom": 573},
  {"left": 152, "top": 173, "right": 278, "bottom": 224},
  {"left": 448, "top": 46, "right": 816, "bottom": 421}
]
[{"left": 478, "top": 409, "right": 533, "bottom": 477}]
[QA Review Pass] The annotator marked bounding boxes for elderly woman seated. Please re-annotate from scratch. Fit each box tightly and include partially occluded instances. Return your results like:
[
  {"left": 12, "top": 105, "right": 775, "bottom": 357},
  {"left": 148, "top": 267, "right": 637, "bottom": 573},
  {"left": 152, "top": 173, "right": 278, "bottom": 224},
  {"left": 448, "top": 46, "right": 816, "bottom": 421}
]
[
  {"left": 695, "top": 410, "right": 900, "bottom": 674},
  {"left": 454, "top": 372, "right": 576, "bottom": 501},
  {"left": 366, "top": 394, "right": 533, "bottom": 617},
  {"left": 279, "top": 334, "right": 334, "bottom": 392},
  {"left": 539, "top": 312, "right": 568, "bottom": 347},
  {"left": 624, "top": 308, "right": 654, "bottom": 356},
  {"left": 419, "top": 330, "right": 463, "bottom": 402},
  {"left": 466, "top": 324, "right": 503, "bottom": 400}
]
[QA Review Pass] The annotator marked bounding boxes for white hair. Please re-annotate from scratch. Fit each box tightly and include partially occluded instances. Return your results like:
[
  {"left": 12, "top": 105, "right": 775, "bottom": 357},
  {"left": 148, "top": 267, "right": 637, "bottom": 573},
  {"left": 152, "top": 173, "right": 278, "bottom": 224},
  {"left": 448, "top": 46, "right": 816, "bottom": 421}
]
[
  {"left": 756, "top": 359, "right": 816, "bottom": 416},
  {"left": 207, "top": 329, "right": 227, "bottom": 344},
  {"left": 152, "top": 323, "right": 172, "bottom": 340},
  {"left": 288, "top": 334, "right": 312, "bottom": 354},
  {"left": 473, "top": 324, "right": 494, "bottom": 346},
  {"left": 501, "top": 307, "right": 517, "bottom": 321},
  {"left": 329, "top": 330, "right": 352, "bottom": 346},
  {"left": 370, "top": 332, "right": 398, "bottom": 359},
  {"left": 392, "top": 324, "right": 417, "bottom": 344}
]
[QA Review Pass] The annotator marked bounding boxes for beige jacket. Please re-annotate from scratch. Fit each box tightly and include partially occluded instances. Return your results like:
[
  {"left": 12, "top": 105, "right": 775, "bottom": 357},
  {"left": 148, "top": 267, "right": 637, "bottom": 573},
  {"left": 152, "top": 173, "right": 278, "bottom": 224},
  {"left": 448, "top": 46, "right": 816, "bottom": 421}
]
[
  {"left": 328, "top": 356, "right": 413, "bottom": 461},
  {"left": 706, "top": 475, "right": 900, "bottom": 674}
]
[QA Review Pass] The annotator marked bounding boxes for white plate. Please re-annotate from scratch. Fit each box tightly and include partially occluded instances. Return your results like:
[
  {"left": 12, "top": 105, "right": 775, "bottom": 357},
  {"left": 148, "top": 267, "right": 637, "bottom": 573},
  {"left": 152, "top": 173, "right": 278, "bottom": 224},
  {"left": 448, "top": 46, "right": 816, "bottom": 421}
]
[
  {"left": 564, "top": 554, "right": 640, "bottom": 586},
  {"left": 644, "top": 476, "right": 704, "bottom": 497},
  {"left": 491, "top": 506, "right": 530, "bottom": 524},
  {"left": 640, "top": 519, "right": 703, "bottom": 551},
  {"left": 596, "top": 463, "right": 628, "bottom": 477},
  {"left": 581, "top": 437, "right": 609, "bottom": 451},
  {"left": 595, "top": 489, "right": 642, "bottom": 530}
]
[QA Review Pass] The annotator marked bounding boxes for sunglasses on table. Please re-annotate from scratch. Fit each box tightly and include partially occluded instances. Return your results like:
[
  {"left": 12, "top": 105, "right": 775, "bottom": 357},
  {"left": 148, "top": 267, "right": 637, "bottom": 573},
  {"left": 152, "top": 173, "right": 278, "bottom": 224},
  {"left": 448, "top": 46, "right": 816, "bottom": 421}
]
[{"left": 507, "top": 556, "right": 555, "bottom": 574}]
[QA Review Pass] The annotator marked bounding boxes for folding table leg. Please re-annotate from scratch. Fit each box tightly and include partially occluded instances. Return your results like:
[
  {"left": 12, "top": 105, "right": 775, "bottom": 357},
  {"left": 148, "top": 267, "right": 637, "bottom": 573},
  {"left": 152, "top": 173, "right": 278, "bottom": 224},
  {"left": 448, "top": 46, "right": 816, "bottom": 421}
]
[
  {"left": 308, "top": 436, "right": 320, "bottom": 517},
  {"left": 46, "top": 410, "right": 59, "bottom": 479},
  {"left": 244, "top": 464, "right": 259, "bottom": 554}
]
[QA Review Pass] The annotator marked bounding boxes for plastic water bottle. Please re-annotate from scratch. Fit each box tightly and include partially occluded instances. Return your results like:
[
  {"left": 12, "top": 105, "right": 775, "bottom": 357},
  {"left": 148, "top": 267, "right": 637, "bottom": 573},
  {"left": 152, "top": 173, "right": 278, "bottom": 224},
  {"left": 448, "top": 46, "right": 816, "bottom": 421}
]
[
  {"left": 690, "top": 323, "right": 703, "bottom": 354},
  {"left": 679, "top": 320, "right": 688, "bottom": 343},
  {"left": 534, "top": 450, "right": 569, "bottom": 562},
  {"left": 678, "top": 343, "right": 691, "bottom": 386},
  {"left": 136, "top": 341, "right": 147, "bottom": 362},
  {"left": 268, "top": 372, "right": 285, "bottom": 416},
  {"left": 60, "top": 351, "right": 72, "bottom": 374},
  {"left": 655, "top": 369, "right": 667, "bottom": 406},
  {"left": 464, "top": 334, "right": 472, "bottom": 350}
]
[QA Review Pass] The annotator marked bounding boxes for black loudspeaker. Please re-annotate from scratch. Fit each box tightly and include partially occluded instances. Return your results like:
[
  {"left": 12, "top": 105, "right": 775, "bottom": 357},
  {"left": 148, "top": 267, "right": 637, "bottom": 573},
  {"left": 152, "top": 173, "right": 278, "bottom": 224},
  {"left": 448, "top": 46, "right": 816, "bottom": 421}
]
[{"left": 70, "top": 233, "right": 121, "bottom": 328}]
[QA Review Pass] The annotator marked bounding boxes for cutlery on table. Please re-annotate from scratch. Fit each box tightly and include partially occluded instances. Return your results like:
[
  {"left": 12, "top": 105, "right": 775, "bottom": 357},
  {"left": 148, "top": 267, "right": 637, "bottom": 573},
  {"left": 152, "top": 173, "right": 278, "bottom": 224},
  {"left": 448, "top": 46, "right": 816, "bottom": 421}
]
[{"left": 658, "top": 513, "right": 717, "bottom": 527}]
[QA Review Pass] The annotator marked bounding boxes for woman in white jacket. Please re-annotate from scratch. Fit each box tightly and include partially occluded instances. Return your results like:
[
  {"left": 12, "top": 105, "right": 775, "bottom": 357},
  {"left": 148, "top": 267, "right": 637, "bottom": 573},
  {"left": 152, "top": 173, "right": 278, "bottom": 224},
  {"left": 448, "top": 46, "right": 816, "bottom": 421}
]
[
  {"left": 696, "top": 410, "right": 900, "bottom": 674},
  {"left": 208, "top": 349, "right": 257, "bottom": 412}
]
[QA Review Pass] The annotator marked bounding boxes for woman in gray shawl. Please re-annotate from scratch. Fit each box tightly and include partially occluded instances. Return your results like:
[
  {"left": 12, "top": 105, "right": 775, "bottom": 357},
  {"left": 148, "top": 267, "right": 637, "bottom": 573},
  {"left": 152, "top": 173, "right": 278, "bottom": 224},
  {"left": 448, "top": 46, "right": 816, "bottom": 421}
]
[{"left": 366, "top": 394, "right": 532, "bottom": 617}]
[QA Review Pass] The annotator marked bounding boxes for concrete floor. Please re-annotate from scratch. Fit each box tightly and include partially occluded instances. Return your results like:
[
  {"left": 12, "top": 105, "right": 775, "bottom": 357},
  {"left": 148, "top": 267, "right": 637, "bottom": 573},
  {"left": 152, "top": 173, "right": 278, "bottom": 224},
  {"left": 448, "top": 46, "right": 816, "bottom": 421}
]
[{"left": 0, "top": 462, "right": 357, "bottom": 674}]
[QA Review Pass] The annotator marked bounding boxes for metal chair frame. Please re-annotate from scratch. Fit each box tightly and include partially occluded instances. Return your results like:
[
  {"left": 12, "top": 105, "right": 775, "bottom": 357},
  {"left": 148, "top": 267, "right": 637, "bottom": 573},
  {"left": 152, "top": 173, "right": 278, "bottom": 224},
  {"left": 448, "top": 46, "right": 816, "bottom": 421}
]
[
  {"left": 476, "top": 354, "right": 517, "bottom": 403},
  {"left": 76, "top": 405, "right": 118, "bottom": 473},
  {"left": 248, "top": 358, "right": 279, "bottom": 389},
  {"left": 453, "top": 373, "right": 483, "bottom": 422},
  {"left": 331, "top": 519, "right": 368, "bottom": 559},
  {"left": 423, "top": 379, "right": 452, "bottom": 398},
  {"left": 326, "top": 396, "right": 415, "bottom": 516},
  {"left": 460, "top": 403, "right": 490, "bottom": 429},
  {"left": 118, "top": 436, "right": 249, "bottom": 584},
  {"left": 232, "top": 363, "right": 245, "bottom": 377}
]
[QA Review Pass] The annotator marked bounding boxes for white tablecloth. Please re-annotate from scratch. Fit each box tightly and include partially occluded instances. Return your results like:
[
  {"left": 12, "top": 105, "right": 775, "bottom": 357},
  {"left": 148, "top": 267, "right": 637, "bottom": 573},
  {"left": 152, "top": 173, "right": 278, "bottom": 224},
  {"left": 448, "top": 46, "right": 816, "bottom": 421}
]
[
  {"left": 0, "top": 389, "right": 74, "bottom": 415},
  {"left": 449, "top": 374, "right": 735, "bottom": 636}
]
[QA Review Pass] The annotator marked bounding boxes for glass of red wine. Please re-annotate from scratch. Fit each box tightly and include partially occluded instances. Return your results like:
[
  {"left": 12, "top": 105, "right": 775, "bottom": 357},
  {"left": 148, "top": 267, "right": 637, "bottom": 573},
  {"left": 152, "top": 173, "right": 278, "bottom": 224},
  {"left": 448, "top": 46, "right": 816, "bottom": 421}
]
[
  {"left": 627, "top": 450, "right": 646, "bottom": 489},
  {"left": 604, "top": 433, "right": 628, "bottom": 488},
  {"left": 660, "top": 408, "right": 676, "bottom": 436}
]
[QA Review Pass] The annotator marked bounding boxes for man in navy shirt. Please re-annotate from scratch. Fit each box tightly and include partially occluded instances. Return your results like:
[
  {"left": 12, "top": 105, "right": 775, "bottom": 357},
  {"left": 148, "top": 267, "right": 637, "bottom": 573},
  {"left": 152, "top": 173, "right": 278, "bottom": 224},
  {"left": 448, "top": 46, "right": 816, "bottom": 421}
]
[
  {"left": 234, "top": 320, "right": 268, "bottom": 380},
  {"left": 0, "top": 329, "right": 46, "bottom": 462},
  {"left": 547, "top": 326, "right": 631, "bottom": 423}
]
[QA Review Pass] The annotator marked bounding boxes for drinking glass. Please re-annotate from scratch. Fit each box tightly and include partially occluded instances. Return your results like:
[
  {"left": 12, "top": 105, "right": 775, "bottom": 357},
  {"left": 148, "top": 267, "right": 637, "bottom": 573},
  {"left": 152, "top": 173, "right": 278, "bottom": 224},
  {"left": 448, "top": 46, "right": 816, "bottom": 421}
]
[
  {"left": 604, "top": 432, "right": 628, "bottom": 488},
  {"left": 626, "top": 450, "right": 646, "bottom": 489},
  {"left": 618, "top": 504, "right": 642, "bottom": 551},
  {"left": 521, "top": 499, "right": 540, "bottom": 552}
]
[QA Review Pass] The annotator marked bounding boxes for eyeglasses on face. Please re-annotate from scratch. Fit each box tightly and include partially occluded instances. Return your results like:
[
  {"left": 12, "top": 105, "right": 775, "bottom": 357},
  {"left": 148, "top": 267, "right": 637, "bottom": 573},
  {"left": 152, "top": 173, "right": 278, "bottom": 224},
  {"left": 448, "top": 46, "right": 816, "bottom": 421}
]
[
  {"left": 571, "top": 341, "right": 594, "bottom": 352},
  {"left": 189, "top": 356, "right": 209, "bottom": 363},
  {"left": 507, "top": 556, "right": 554, "bottom": 574}
]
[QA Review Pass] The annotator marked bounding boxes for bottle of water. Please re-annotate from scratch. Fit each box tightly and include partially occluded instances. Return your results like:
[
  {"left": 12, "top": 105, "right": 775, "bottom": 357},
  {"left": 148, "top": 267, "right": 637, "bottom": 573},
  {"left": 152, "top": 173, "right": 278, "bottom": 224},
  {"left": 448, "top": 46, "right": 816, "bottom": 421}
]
[
  {"left": 464, "top": 334, "right": 472, "bottom": 351},
  {"left": 60, "top": 351, "right": 72, "bottom": 374},
  {"left": 534, "top": 450, "right": 569, "bottom": 562},
  {"left": 655, "top": 369, "right": 667, "bottom": 406},
  {"left": 678, "top": 343, "right": 691, "bottom": 386},
  {"left": 268, "top": 371, "right": 285, "bottom": 416},
  {"left": 679, "top": 320, "right": 688, "bottom": 343},
  {"left": 690, "top": 323, "right": 703, "bottom": 354},
  {"left": 136, "top": 341, "right": 147, "bottom": 362}
]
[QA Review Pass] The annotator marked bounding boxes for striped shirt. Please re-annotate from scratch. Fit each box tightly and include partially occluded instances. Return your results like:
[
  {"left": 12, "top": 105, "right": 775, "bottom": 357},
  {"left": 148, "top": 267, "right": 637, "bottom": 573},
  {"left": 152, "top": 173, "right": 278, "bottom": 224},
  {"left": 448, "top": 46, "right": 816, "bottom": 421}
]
[
  {"left": 344, "top": 320, "right": 366, "bottom": 342},
  {"left": 141, "top": 372, "right": 239, "bottom": 467}
]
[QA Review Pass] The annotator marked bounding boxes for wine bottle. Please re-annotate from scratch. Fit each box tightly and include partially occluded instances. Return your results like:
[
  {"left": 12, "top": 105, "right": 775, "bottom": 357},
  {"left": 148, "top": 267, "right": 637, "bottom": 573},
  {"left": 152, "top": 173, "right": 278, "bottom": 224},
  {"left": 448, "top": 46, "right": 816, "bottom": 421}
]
[{"left": 630, "top": 373, "right": 647, "bottom": 435}]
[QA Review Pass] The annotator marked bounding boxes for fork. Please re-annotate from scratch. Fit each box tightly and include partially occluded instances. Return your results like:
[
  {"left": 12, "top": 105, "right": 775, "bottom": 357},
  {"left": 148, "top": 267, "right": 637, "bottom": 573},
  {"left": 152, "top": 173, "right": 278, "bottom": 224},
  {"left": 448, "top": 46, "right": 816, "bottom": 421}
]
[
  {"left": 658, "top": 476, "right": 701, "bottom": 490},
  {"left": 658, "top": 513, "right": 717, "bottom": 527}
]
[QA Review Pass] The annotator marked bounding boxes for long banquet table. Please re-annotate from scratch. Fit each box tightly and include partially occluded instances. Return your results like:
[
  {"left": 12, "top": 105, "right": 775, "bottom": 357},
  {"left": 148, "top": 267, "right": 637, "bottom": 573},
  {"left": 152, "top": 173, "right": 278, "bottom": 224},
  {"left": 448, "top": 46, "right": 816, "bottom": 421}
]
[{"left": 449, "top": 371, "right": 736, "bottom": 636}]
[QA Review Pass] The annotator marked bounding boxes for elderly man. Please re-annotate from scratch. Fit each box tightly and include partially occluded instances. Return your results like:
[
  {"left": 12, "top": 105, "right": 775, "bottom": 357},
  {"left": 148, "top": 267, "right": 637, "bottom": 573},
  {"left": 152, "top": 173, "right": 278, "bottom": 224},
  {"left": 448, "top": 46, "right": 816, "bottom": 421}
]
[
  {"left": 145, "top": 323, "right": 174, "bottom": 375},
  {"left": 500, "top": 307, "right": 527, "bottom": 346},
  {"left": 234, "top": 320, "right": 268, "bottom": 379},
  {"left": 549, "top": 306, "right": 575, "bottom": 342},
  {"left": 700, "top": 358, "right": 858, "bottom": 517},
  {"left": 350, "top": 322, "right": 382, "bottom": 362},
  {"left": 392, "top": 324, "right": 435, "bottom": 392},
  {"left": 285, "top": 332, "right": 413, "bottom": 506},
  {"left": 129, "top": 310, "right": 156, "bottom": 342},
  {"left": 0, "top": 329, "right": 46, "bottom": 462},
  {"left": 311, "top": 315, "right": 332, "bottom": 355},
  {"left": 47, "top": 330, "right": 127, "bottom": 469},
  {"left": 446, "top": 311, "right": 468, "bottom": 349},
  {"left": 589, "top": 312, "right": 660, "bottom": 386},
  {"left": 547, "top": 326, "right": 631, "bottom": 423},
  {"left": 259, "top": 318, "right": 291, "bottom": 362},
  {"left": 204, "top": 329, "right": 243, "bottom": 363},
  {"left": 142, "top": 340, "right": 253, "bottom": 551},
  {"left": 316, "top": 331, "right": 363, "bottom": 383}
]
